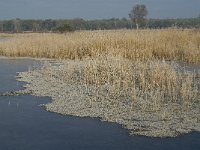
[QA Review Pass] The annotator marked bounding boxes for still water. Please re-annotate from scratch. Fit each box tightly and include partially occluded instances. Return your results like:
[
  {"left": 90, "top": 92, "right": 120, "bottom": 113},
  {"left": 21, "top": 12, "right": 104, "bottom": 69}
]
[{"left": 0, "top": 58, "right": 200, "bottom": 150}]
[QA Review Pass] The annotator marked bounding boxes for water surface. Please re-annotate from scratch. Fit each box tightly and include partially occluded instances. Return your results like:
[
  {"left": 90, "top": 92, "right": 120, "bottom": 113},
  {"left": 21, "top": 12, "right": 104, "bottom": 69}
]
[{"left": 0, "top": 58, "right": 200, "bottom": 150}]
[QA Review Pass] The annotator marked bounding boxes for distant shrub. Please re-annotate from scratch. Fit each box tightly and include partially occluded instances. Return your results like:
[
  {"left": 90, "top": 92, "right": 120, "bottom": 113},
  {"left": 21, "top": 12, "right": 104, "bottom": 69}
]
[{"left": 55, "top": 23, "right": 74, "bottom": 33}]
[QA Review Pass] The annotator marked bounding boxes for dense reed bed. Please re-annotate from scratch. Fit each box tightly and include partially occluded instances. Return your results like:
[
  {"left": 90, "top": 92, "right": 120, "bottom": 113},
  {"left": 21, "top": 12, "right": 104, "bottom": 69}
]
[
  {"left": 44, "top": 56, "right": 199, "bottom": 112},
  {"left": 0, "top": 29, "right": 200, "bottom": 63}
]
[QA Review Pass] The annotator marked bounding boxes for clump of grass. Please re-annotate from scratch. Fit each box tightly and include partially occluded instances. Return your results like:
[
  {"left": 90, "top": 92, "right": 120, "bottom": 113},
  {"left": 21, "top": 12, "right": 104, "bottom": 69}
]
[
  {"left": 37, "top": 56, "right": 199, "bottom": 137},
  {"left": 42, "top": 56, "right": 199, "bottom": 113}
]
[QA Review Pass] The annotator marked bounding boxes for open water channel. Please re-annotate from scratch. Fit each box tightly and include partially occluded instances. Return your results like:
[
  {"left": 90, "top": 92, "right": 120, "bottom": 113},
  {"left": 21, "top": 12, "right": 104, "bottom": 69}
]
[{"left": 0, "top": 58, "right": 200, "bottom": 150}]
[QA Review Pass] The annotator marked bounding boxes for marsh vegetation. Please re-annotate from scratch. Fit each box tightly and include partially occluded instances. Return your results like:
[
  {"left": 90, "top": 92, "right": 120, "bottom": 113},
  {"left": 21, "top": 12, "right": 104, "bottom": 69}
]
[{"left": 1, "top": 29, "right": 200, "bottom": 137}]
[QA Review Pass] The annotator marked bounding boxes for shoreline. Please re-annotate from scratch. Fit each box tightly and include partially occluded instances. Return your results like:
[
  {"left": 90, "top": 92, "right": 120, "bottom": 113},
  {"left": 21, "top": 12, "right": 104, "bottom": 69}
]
[
  {"left": 0, "top": 56, "right": 56, "bottom": 61},
  {"left": 14, "top": 58, "right": 200, "bottom": 138}
]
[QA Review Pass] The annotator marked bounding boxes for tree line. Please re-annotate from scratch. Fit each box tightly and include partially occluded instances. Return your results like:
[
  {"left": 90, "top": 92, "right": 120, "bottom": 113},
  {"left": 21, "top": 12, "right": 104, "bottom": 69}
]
[
  {"left": 0, "top": 3, "right": 199, "bottom": 33},
  {"left": 0, "top": 17, "right": 199, "bottom": 33}
]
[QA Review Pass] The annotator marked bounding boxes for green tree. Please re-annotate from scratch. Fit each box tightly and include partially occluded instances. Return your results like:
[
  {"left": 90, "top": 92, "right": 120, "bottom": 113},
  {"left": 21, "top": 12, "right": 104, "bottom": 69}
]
[
  {"left": 0, "top": 21, "right": 3, "bottom": 32},
  {"left": 55, "top": 23, "right": 74, "bottom": 33},
  {"left": 129, "top": 4, "right": 148, "bottom": 29}
]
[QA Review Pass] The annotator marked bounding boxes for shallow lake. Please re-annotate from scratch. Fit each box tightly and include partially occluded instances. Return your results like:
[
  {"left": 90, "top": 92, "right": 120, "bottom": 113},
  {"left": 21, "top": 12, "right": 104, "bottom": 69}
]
[{"left": 0, "top": 58, "right": 200, "bottom": 150}]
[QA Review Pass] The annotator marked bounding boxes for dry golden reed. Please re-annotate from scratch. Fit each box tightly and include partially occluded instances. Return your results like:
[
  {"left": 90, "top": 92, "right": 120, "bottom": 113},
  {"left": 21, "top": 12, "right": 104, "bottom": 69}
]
[
  {"left": 42, "top": 56, "right": 199, "bottom": 112},
  {"left": 0, "top": 29, "right": 200, "bottom": 64}
]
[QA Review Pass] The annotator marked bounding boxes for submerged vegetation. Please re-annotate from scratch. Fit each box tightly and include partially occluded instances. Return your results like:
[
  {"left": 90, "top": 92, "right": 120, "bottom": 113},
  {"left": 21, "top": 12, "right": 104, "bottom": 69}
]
[{"left": 1, "top": 29, "right": 200, "bottom": 137}]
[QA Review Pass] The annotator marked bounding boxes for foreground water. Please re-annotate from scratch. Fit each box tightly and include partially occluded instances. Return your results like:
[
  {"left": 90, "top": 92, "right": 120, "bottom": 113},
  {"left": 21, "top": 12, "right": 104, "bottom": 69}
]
[{"left": 0, "top": 58, "right": 200, "bottom": 150}]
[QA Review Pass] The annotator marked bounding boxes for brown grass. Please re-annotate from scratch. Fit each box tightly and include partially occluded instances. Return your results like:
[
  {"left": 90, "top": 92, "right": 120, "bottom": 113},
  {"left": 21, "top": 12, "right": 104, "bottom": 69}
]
[
  {"left": 44, "top": 56, "right": 199, "bottom": 112},
  {"left": 0, "top": 29, "right": 200, "bottom": 63}
]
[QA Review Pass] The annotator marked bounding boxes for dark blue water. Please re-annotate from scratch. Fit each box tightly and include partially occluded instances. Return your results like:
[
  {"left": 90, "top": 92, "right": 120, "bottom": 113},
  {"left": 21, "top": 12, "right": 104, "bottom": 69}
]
[{"left": 0, "top": 58, "right": 200, "bottom": 150}]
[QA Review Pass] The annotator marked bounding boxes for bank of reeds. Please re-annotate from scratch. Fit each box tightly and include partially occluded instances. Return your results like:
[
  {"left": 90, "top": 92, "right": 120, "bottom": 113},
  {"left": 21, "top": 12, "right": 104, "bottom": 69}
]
[
  {"left": 0, "top": 29, "right": 200, "bottom": 64},
  {"left": 37, "top": 56, "right": 200, "bottom": 136},
  {"left": 43, "top": 56, "right": 199, "bottom": 113}
]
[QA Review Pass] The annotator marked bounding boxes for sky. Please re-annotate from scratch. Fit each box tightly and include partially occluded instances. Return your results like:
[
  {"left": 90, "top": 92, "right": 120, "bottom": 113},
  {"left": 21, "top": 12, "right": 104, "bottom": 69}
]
[{"left": 0, "top": 0, "right": 199, "bottom": 20}]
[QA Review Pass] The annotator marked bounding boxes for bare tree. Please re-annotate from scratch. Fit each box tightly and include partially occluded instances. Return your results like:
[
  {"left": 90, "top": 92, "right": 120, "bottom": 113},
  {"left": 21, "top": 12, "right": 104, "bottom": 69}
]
[
  {"left": 129, "top": 4, "right": 148, "bottom": 29},
  {"left": 13, "top": 18, "right": 21, "bottom": 32}
]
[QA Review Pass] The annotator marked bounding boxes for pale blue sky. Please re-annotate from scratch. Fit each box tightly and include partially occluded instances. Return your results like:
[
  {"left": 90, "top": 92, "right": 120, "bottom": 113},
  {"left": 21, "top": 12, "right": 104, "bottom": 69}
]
[{"left": 0, "top": 0, "right": 199, "bottom": 19}]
